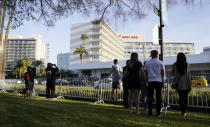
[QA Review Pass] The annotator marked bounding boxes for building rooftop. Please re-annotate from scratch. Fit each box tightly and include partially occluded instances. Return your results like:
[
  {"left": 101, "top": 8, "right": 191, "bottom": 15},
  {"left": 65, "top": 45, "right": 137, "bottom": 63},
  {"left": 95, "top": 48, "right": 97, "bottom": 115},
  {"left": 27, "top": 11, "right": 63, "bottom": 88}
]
[
  {"left": 204, "top": 46, "right": 210, "bottom": 49},
  {"left": 71, "top": 53, "right": 210, "bottom": 70}
]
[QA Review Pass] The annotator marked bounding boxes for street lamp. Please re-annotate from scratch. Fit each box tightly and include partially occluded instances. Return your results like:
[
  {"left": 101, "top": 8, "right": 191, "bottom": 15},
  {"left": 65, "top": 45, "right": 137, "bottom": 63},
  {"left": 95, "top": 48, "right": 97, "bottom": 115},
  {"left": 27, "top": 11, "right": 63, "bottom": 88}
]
[{"left": 159, "top": 0, "right": 164, "bottom": 61}]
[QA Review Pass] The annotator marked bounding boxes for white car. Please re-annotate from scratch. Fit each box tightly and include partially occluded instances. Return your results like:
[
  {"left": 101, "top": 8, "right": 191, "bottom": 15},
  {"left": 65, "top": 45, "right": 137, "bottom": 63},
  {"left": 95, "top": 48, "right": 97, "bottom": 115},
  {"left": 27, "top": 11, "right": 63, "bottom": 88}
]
[{"left": 17, "top": 80, "right": 22, "bottom": 84}]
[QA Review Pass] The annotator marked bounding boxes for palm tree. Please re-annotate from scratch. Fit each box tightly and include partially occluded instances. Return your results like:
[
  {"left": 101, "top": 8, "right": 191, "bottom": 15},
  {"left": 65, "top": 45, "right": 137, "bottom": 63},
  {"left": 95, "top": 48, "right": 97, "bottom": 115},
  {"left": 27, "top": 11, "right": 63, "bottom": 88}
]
[
  {"left": 73, "top": 46, "right": 88, "bottom": 64},
  {"left": 32, "top": 60, "right": 43, "bottom": 76},
  {"left": 32, "top": 60, "right": 43, "bottom": 67},
  {"left": 81, "top": 34, "right": 88, "bottom": 46},
  {"left": 21, "top": 57, "right": 32, "bottom": 77},
  {"left": 14, "top": 59, "right": 23, "bottom": 78}
]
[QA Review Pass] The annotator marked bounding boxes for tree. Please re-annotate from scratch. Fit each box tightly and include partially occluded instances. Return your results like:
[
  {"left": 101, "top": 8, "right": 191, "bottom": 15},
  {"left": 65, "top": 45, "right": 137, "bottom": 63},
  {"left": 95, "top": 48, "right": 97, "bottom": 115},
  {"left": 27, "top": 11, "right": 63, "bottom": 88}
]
[
  {"left": 13, "top": 57, "right": 32, "bottom": 78},
  {"left": 38, "top": 68, "right": 46, "bottom": 77},
  {"left": 20, "top": 57, "right": 32, "bottom": 77},
  {"left": 81, "top": 34, "right": 89, "bottom": 46},
  {"left": 73, "top": 46, "right": 88, "bottom": 64},
  {"left": 32, "top": 60, "right": 43, "bottom": 67},
  {"left": 13, "top": 59, "right": 23, "bottom": 78},
  {"left": 0, "top": 0, "right": 204, "bottom": 80},
  {"left": 32, "top": 60, "right": 44, "bottom": 76},
  {"left": 59, "top": 69, "right": 77, "bottom": 78}
]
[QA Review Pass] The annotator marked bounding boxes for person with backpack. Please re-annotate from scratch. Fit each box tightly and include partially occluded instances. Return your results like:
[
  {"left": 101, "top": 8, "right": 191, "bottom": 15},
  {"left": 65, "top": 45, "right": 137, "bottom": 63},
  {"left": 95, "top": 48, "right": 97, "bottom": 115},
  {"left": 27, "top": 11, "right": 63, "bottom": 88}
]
[
  {"left": 144, "top": 50, "right": 165, "bottom": 117},
  {"left": 127, "top": 53, "right": 146, "bottom": 114},
  {"left": 24, "top": 67, "right": 32, "bottom": 97},
  {"left": 46, "top": 63, "right": 59, "bottom": 98},
  {"left": 171, "top": 52, "right": 192, "bottom": 117}
]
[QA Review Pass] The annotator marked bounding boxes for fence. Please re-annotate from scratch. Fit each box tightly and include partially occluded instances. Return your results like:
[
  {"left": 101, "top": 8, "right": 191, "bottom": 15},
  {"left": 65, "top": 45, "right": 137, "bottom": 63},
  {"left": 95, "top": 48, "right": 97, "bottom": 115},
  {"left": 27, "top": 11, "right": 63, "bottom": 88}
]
[{"left": 0, "top": 75, "right": 210, "bottom": 109}]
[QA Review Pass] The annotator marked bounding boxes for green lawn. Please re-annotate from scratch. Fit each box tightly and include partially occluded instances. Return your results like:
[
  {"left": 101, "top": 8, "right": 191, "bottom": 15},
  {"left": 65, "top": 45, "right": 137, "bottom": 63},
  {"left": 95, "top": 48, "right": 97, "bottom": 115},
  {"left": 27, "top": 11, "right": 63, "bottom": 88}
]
[{"left": 0, "top": 92, "right": 209, "bottom": 127}]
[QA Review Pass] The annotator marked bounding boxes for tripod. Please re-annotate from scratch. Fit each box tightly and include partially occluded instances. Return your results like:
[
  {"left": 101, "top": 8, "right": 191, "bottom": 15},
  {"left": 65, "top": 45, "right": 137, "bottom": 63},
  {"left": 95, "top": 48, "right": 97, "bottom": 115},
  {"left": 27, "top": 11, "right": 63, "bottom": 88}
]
[{"left": 57, "top": 76, "right": 64, "bottom": 99}]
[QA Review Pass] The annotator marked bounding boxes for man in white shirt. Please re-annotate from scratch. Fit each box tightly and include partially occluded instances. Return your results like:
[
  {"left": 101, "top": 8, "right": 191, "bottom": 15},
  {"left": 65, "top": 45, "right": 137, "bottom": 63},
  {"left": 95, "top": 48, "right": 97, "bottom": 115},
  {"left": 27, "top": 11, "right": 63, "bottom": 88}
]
[
  {"left": 144, "top": 50, "right": 165, "bottom": 117},
  {"left": 111, "top": 59, "right": 122, "bottom": 100}
]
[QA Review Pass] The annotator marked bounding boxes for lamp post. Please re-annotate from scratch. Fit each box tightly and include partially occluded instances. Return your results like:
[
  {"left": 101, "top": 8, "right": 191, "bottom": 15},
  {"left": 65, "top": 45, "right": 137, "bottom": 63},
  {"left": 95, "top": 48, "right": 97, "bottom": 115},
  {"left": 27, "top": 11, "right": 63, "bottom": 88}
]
[{"left": 159, "top": 0, "right": 164, "bottom": 61}]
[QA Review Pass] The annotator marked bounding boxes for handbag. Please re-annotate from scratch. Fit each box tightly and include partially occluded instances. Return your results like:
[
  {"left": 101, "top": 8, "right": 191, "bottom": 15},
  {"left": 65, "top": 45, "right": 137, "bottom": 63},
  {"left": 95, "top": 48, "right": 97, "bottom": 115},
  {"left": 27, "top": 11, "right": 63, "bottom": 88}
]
[{"left": 171, "top": 77, "right": 177, "bottom": 89}]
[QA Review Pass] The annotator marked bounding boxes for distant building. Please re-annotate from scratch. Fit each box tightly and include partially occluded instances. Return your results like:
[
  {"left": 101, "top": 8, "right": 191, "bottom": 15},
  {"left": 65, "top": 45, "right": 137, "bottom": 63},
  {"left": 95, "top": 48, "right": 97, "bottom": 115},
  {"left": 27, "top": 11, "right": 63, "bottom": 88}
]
[
  {"left": 70, "top": 20, "right": 195, "bottom": 67},
  {"left": 6, "top": 35, "right": 49, "bottom": 73},
  {"left": 57, "top": 52, "right": 70, "bottom": 70},
  {"left": 121, "top": 33, "right": 195, "bottom": 60},
  {"left": 203, "top": 46, "right": 210, "bottom": 53},
  {"left": 70, "top": 20, "right": 124, "bottom": 66}
]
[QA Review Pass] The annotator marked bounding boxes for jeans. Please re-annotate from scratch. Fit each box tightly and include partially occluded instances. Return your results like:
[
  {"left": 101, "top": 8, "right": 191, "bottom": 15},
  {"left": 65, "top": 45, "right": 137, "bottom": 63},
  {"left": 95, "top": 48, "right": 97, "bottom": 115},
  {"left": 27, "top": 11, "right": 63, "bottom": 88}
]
[
  {"left": 148, "top": 81, "right": 163, "bottom": 115},
  {"left": 178, "top": 89, "right": 189, "bottom": 115},
  {"left": 140, "top": 86, "right": 148, "bottom": 109}
]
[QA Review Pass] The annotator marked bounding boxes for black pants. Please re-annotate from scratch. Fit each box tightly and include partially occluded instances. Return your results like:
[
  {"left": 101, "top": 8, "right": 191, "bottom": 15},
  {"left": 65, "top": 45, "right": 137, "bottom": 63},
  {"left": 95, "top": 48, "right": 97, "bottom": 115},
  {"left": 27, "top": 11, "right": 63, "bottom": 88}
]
[
  {"left": 46, "top": 79, "right": 55, "bottom": 98},
  {"left": 123, "top": 84, "right": 129, "bottom": 108},
  {"left": 178, "top": 89, "right": 189, "bottom": 115},
  {"left": 148, "top": 81, "right": 163, "bottom": 115}
]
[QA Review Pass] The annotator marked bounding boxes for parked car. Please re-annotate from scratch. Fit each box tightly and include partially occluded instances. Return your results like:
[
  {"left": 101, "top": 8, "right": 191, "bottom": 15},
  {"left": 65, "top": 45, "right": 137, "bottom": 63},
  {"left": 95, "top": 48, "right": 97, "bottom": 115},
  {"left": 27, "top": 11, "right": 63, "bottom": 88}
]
[
  {"left": 94, "top": 78, "right": 123, "bottom": 89},
  {"left": 41, "top": 80, "right": 46, "bottom": 85},
  {"left": 17, "top": 80, "right": 22, "bottom": 84},
  {"left": 192, "top": 76, "right": 208, "bottom": 87},
  {"left": 70, "top": 78, "right": 88, "bottom": 86}
]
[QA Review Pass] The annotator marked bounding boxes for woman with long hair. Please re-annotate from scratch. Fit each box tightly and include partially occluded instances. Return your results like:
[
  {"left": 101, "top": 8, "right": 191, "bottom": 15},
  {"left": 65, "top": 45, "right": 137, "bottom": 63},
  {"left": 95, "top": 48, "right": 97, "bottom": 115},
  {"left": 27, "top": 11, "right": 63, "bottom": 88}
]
[
  {"left": 172, "top": 52, "right": 192, "bottom": 117},
  {"left": 127, "top": 52, "right": 146, "bottom": 114}
]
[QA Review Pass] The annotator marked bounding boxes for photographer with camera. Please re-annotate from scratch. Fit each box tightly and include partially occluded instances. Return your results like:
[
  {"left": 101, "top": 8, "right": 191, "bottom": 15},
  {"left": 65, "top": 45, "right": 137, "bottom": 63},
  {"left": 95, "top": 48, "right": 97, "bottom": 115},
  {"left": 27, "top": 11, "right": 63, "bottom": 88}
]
[{"left": 46, "top": 63, "right": 59, "bottom": 98}]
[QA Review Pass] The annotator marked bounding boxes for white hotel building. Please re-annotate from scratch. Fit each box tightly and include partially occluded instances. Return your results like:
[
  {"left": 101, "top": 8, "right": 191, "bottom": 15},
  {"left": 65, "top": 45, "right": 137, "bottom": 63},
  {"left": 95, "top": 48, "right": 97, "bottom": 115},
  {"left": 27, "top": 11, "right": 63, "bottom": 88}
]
[
  {"left": 6, "top": 35, "right": 49, "bottom": 73},
  {"left": 70, "top": 20, "right": 195, "bottom": 69},
  {"left": 70, "top": 20, "right": 124, "bottom": 66}
]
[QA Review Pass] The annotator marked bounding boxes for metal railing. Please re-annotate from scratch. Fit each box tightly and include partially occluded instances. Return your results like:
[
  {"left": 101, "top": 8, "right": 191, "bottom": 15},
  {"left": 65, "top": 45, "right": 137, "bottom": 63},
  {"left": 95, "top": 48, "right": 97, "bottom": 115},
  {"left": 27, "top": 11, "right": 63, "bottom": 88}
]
[{"left": 0, "top": 75, "right": 209, "bottom": 109}]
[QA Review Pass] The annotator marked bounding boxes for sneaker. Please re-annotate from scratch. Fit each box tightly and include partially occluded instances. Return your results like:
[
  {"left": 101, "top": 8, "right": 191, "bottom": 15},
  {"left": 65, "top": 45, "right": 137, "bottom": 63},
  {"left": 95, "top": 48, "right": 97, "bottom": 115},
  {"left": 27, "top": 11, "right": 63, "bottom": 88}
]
[
  {"left": 129, "top": 110, "right": 133, "bottom": 113},
  {"left": 156, "top": 114, "right": 161, "bottom": 117},
  {"left": 136, "top": 112, "right": 140, "bottom": 115},
  {"left": 116, "top": 98, "right": 121, "bottom": 101}
]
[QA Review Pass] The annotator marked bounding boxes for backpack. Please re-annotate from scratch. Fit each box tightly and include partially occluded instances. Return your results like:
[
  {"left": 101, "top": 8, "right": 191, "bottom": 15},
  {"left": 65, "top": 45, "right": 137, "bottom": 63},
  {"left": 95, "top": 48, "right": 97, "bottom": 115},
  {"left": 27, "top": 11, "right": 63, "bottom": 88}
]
[{"left": 46, "top": 70, "right": 52, "bottom": 79}]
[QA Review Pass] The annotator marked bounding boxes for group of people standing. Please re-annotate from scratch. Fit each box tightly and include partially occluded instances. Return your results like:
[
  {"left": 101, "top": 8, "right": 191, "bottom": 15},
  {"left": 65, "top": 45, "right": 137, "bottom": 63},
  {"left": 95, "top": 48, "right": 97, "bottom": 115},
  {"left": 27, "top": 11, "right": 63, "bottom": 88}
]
[
  {"left": 24, "top": 63, "right": 59, "bottom": 99},
  {"left": 111, "top": 50, "right": 192, "bottom": 117}
]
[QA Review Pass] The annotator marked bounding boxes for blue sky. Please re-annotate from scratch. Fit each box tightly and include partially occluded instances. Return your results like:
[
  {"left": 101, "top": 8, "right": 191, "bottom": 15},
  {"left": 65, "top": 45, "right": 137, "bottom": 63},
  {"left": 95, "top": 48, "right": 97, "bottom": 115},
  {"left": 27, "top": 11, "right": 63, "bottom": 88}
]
[{"left": 10, "top": 3, "right": 210, "bottom": 64}]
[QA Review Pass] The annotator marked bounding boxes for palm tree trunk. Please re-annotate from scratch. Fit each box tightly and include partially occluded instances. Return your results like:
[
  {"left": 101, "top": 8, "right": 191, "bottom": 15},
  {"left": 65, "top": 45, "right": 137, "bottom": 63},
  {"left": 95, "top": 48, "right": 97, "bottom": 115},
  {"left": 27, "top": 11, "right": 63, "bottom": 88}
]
[
  {"left": 80, "top": 54, "right": 83, "bottom": 64},
  {"left": 0, "top": 0, "right": 7, "bottom": 81},
  {"left": 1, "top": 0, "right": 17, "bottom": 80}
]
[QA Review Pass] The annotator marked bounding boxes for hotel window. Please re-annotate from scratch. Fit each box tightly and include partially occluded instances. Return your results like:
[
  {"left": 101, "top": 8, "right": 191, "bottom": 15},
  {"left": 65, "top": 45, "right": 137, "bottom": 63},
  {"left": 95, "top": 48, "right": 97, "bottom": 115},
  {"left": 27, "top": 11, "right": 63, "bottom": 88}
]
[
  {"left": 92, "top": 42, "right": 100, "bottom": 47},
  {"left": 92, "top": 49, "right": 99, "bottom": 53},
  {"left": 93, "top": 56, "right": 99, "bottom": 60},
  {"left": 92, "top": 36, "right": 99, "bottom": 39}
]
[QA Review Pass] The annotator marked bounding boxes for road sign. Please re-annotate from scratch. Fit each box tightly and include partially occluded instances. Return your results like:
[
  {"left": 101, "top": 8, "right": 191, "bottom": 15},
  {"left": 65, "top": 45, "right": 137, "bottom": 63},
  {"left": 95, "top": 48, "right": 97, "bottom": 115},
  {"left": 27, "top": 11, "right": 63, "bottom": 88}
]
[
  {"left": 153, "top": 24, "right": 159, "bottom": 45},
  {"left": 162, "top": 0, "right": 168, "bottom": 26}
]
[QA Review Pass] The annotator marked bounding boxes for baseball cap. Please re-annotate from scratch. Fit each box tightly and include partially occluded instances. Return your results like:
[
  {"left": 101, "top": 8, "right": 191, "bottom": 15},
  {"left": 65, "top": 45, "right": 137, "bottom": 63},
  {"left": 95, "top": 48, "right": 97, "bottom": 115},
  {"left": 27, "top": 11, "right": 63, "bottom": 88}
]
[{"left": 151, "top": 50, "right": 158, "bottom": 57}]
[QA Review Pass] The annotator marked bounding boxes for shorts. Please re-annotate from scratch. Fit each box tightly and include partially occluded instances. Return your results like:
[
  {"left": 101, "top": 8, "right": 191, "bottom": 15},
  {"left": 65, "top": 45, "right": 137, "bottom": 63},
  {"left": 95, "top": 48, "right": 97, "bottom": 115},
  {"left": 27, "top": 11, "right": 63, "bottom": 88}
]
[{"left": 112, "top": 82, "right": 120, "bottom": 89}]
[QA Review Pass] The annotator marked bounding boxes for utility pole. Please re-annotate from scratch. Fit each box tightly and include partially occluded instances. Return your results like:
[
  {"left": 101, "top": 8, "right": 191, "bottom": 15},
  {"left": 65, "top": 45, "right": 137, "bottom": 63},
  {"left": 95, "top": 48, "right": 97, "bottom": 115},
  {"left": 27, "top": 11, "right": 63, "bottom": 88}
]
[{"left": 159, "top": 0, "right": 164, "bottom": 61}]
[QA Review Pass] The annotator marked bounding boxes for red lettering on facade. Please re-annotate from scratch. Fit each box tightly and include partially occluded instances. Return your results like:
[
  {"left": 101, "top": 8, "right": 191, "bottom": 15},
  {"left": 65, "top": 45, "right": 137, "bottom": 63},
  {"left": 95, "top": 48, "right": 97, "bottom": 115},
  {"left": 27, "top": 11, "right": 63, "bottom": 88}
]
[{"left": 121, "top": 35, "right": 139, "bottom": 39}]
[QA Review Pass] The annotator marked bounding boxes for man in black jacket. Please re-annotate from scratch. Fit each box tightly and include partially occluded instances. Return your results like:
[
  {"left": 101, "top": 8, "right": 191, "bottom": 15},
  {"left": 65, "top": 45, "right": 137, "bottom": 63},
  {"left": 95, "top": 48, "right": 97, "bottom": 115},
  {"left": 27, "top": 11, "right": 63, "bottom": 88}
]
[{"left": 46, "top": 63, "right": 59, "bottom": 98}]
